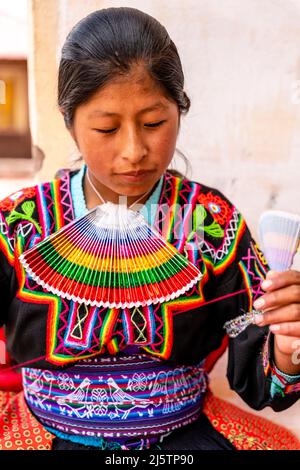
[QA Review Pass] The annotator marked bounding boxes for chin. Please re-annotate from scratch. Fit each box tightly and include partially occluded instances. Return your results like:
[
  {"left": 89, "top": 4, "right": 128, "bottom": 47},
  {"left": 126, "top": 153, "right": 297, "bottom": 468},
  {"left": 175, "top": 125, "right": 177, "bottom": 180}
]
[
  {"left": 118, "top": 188, "right": 150, "bottom": 197},
  {"left": 116, "top": 181, "right": 155, "bottom": 193}
]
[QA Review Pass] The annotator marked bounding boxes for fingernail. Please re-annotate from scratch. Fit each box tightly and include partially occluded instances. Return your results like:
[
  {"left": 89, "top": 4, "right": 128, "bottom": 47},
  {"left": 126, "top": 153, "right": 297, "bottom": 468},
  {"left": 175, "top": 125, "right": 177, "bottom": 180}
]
[
  {"left": 254, "top": 314, "right": 264, "bottom": 325},
  {"left": 269, "top": 324, "right": 281, "bottom": 332},
  {"left": 253, "top": 298, "right": 265, "bottom": 309},
  {"left": 261, "top": 280, "right": 272, "bottom": 290}
]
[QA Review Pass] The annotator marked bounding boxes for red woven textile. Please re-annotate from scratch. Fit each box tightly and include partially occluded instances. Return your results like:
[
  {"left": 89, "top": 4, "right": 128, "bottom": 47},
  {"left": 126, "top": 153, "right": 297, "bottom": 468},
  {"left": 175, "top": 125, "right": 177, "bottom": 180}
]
[
  {"left": 203, "top": 389, "right": 300, "bottom": 450},
  {"left": 0, "top": 391, "right": 53, "bottom": 450}
]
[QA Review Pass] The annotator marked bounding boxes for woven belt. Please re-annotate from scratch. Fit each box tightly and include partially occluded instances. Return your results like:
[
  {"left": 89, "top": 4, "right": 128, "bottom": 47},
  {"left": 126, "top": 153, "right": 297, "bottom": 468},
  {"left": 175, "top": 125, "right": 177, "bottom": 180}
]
[{"left": 22, "top": 352, "right": 208, "bottom": 447}]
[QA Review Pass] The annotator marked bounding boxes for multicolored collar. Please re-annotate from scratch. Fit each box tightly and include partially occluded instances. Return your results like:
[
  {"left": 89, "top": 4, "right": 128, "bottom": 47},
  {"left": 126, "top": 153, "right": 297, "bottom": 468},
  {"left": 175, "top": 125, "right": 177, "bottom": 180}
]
[{"left": 28, "top": 170, "right": 204, "bottom": 365}]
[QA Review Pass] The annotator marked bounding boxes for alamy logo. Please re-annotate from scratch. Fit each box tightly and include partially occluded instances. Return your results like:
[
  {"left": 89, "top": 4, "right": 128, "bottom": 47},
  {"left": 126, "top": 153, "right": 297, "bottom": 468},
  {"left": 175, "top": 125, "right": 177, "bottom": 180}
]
[
  {"left": 0, "top": 80, "right": 6, "bottom": 104},
  {"left": 292, "top": 339, "right": 300, "bottom": 366}
]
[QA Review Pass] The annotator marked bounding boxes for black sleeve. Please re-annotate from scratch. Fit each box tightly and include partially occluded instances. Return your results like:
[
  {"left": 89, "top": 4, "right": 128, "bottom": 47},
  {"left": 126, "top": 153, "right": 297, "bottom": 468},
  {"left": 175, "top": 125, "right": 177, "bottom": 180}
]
[{"left": 213, "top": 220, "right": 300, "bottom": 411}]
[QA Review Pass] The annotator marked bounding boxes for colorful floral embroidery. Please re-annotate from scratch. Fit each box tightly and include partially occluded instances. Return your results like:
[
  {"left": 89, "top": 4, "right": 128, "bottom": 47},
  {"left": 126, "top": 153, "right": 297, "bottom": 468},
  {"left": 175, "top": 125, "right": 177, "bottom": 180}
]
[
  {"left": 25, "top": 172, "right": 248, "bottom": 365},
  {"left": 0, "top": 187, "right": 36, "bottom": 212},
  {"left": 6, "top": 200, "right": 42, "bottom": 234},
  {"left": 187, "top": 204, "right": 224, "bottom": 243},
  {"left": 198, "top": 191, "right": 231, "bottom": 226}
]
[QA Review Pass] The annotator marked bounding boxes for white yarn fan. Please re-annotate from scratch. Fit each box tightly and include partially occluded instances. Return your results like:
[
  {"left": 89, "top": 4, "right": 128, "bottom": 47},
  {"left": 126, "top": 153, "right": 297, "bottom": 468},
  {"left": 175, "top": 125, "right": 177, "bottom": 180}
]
[
  {"left": 224, "top": 209, "right": 300, "bottom": 338},
  {"left": 258, "top": 210, "right": 300, "bottom": 271}
]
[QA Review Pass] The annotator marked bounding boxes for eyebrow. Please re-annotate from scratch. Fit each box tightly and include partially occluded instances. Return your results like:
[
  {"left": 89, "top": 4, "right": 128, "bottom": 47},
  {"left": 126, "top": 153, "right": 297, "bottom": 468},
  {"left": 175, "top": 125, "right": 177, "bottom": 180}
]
[{"left": 87, "top": 102, "right": 169, "bottom": 118}]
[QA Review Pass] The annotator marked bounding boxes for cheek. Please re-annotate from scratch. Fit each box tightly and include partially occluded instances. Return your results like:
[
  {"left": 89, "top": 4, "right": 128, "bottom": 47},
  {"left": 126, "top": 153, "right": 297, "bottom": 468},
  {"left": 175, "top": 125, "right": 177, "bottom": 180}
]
[
  {"left": 78, "top": 132, "right": 111, "bottom": 162},
  {"left": 153, "top": 127, "right": 178, "bottom": 160}
]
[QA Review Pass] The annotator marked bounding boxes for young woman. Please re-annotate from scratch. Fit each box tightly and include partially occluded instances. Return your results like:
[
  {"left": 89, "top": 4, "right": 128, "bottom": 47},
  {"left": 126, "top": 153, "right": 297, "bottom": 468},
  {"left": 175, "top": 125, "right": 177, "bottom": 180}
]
[{"left": 0, "top": 7, "right": 299, "bottom": 451}]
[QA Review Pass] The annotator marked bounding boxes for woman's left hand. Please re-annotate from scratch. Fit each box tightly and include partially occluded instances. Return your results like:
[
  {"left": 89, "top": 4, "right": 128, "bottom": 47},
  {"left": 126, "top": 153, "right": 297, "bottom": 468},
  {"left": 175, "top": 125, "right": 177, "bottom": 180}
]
[{"left": 253, "top": 269, "right": 300, "bottom": 373}]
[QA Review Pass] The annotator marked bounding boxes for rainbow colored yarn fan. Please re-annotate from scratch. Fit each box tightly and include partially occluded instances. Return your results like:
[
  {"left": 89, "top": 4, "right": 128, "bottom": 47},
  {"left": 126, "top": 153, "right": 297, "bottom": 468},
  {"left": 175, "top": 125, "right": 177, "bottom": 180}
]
[
  {"left": 19, "top": 202, "right": 202, "bottom": 308},
  {"left": 258, "top": 210, "right": 300, "bottom": 271}
]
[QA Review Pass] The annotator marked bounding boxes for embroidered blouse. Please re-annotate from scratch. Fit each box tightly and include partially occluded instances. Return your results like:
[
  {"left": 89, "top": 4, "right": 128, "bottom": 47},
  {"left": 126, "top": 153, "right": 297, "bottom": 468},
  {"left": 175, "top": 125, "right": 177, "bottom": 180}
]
[{"left": 0, "top": 168, "right": 299, "bottom": 418}]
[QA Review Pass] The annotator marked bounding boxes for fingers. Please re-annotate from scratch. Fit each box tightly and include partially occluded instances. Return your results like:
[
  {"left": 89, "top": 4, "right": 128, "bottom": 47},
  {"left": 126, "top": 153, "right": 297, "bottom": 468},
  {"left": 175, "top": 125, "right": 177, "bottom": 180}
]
[
  {"left": 263, "top": 270, "right": 300, "bottom": 291},
  {"left": 254, "top": 303, "right": 300, "bottom": 336},
  {"left": 252, "top": 270, "right": 300, "bottom": 345},
  {"left": 254, "top": 303, "right": 300, "bottom": 326},
  {"left": 253, "top": 284, "right": 300, "bottom": 311}
]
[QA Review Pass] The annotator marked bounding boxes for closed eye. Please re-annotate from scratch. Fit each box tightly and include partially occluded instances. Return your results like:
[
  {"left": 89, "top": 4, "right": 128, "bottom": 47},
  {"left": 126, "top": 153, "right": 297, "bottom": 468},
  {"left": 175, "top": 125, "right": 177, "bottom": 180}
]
[
  {"left": 144, "top": 120, "right": 165, "bottom": 128},
  {"left": 93, "top": 128, "right": 117, "bottom": 134},
  {"left": 93, "top": 121, "right": 165, "bottom": 134}
]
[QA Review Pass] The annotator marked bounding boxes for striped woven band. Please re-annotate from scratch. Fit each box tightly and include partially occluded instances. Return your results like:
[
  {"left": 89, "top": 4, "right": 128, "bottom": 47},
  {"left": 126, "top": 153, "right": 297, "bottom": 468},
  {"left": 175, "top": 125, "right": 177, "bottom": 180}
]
[{"left": 22, "top": 352, "right": 208, "bottom": 447}]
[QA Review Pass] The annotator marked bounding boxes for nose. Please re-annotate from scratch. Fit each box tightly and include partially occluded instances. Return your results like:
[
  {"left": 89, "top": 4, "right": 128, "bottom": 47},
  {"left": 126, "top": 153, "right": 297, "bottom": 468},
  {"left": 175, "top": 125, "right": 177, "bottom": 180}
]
[{"left": 118, "top": 124, "right": 147, "bottom": 163}]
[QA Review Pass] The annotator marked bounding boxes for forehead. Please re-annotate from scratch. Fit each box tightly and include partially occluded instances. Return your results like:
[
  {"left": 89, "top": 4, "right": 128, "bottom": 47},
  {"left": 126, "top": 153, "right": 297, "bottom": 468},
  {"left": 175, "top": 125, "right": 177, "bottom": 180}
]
[{"left": 80, "top": 66, "right": 175, "bottom": 117}]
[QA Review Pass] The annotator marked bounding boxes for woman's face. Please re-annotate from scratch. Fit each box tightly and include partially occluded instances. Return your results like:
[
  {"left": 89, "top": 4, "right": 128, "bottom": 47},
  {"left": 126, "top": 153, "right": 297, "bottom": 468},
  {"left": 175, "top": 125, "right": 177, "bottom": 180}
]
[{"left": 69, "top": 66, "right": 180, "bottom": 206}]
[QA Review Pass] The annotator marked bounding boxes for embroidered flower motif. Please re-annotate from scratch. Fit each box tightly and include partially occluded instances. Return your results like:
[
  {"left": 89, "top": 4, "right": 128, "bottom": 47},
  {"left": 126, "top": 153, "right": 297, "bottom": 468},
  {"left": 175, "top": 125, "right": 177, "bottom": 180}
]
[
  {"left": 93, "top": 404, "right": 109, "bottom": 416},
  {"left": 192, "top": 198, "right": 224, "bottom": 239},
  {"left": 0, "top": 187, "right": 36, "bottom": 212},
  {"left": 0, "top": 198, "right": 16, "bottom": 212},
  {"left": 91, "top": 389, "right": 109, "bottom": 416},
  {"left": 208, "top": 202, "right": 221, "bottom": 214},
  {"left": 127, "top": 373, "right": 148, "bottom": 392},
  {"left": 92, "top": 388, "right": 108, "bottom": 403},
  {"left": 57, "top": 373, "right": 74, "bottom": 391},
  {"left": 198, "top": 192, "right": 231, "bottom": 226},
  {"left": 6, "top": 200, "right": 42, "bottom": 234}
]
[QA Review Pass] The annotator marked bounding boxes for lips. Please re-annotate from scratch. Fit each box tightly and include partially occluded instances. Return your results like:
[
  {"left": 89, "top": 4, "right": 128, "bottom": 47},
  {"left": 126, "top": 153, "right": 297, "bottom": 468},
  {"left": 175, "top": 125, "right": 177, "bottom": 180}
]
[
  {"left": 117, "top": 170, "right": 153, "bottom": 176},
  {"left": 115, "top": 170, "right": 155, "bottom": 183}
]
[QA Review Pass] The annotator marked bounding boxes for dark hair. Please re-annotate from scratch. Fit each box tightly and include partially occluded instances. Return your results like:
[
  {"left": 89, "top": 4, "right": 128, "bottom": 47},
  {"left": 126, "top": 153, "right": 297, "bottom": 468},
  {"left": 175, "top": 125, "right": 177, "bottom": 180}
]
[
  {"left": 58, "top": 7, "right": 190, "bottom": 127},
  {"left": 58, "top": 6, "right": 191, "bottom": 176}
]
